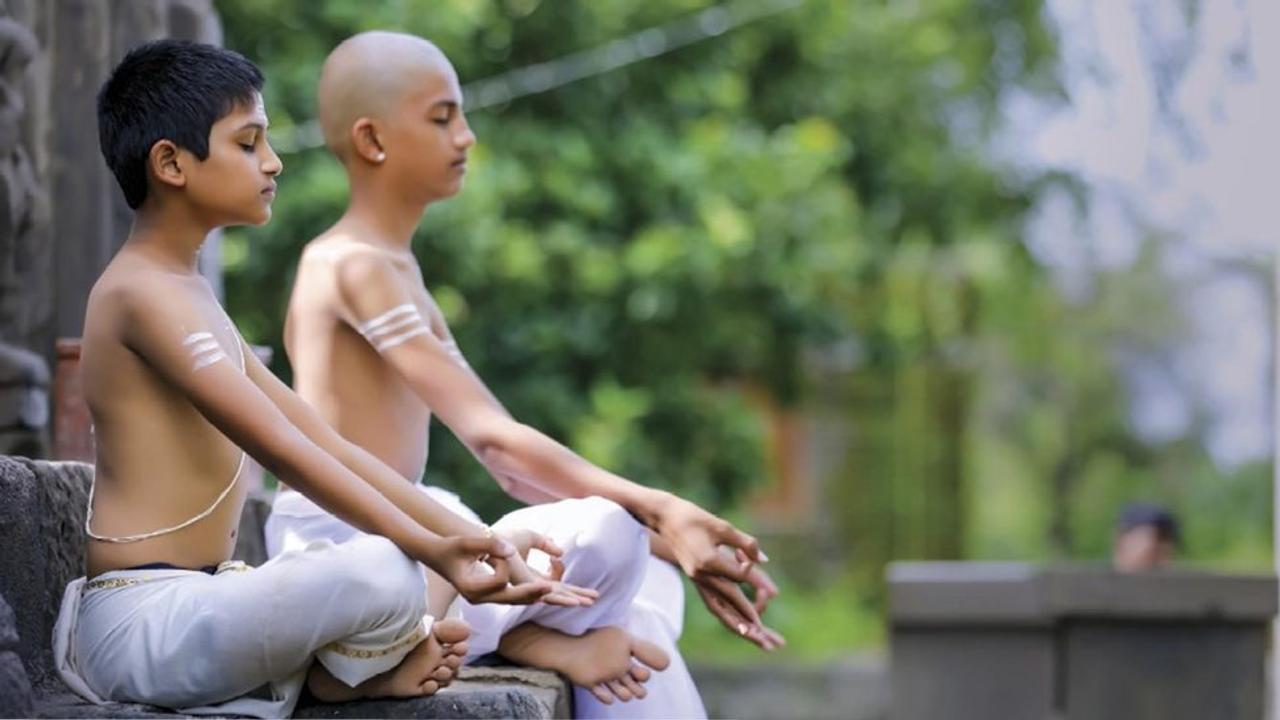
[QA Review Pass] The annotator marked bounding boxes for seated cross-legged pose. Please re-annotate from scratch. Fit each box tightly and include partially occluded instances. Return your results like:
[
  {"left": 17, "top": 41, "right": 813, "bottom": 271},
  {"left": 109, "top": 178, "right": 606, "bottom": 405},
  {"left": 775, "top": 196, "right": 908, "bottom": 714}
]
[
  {"left": 51, "top": 39, "right": 588, "bottom": 718},
  {"left": 264, "top": 31, "right": 785, "bottom": 718}
]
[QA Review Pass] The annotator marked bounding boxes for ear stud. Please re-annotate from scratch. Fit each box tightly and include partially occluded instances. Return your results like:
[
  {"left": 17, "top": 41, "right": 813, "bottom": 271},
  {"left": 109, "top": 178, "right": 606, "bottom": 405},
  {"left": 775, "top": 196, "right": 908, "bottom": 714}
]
[{"left": 375, "top": 152, "right": 386, "bottom": 162}]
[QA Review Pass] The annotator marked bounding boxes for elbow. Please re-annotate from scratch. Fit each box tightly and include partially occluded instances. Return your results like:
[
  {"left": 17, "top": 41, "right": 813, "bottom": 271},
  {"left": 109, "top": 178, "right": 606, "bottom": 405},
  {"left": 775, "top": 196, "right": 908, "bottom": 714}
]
[{"left": 472, "top": 421, "right": 530, "bottom": 476}]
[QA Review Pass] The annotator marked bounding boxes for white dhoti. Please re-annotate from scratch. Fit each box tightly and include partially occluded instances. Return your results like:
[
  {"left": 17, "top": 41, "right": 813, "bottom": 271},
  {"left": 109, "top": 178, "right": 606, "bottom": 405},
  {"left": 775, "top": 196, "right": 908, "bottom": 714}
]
[
  {"left": 52, "top": 535, "right": 432, "bottom": 718},
  {"left": 267, "top": 487, "right": 707, "bottom": 719}
]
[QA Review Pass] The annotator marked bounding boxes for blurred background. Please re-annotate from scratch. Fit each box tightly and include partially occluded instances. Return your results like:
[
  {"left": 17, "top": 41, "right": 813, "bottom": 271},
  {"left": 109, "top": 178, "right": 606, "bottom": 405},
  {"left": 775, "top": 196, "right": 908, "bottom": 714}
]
[{"left": 214, "top": 0, "right": 1278, "bottom": 675}]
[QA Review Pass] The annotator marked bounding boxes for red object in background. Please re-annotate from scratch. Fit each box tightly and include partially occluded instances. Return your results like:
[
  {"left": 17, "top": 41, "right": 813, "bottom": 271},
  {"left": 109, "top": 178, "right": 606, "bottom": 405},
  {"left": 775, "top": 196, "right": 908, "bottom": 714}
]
[{"left": 53, "top": 338, "right": 93, "bottom": 462}]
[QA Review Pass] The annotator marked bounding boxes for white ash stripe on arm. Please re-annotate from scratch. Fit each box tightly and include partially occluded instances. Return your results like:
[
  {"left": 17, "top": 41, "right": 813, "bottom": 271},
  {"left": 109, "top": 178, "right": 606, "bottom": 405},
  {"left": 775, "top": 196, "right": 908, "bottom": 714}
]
[{"left": 183, "top": 332, "right": 229, "bottom": 372}]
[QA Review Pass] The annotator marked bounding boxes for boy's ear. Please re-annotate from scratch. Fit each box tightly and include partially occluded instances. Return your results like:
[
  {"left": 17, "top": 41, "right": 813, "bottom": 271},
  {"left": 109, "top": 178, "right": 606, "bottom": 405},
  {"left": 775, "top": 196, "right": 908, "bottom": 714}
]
[
  {"left": 148, "top": 139, "right": 186, "bottom": 190},
  {"left": 351, "top": 118, "right": 386, "bottom": 164}
]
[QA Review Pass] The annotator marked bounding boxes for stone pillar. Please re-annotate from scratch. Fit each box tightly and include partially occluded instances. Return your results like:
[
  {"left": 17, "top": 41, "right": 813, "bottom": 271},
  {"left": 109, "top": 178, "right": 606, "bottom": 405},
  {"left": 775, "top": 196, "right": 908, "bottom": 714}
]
[
  {"left": 0, "top": 0, "right": 222, "bottom": 460},
  {"left": 889, "top": 562, "right": 1278, "bottom": 720}
]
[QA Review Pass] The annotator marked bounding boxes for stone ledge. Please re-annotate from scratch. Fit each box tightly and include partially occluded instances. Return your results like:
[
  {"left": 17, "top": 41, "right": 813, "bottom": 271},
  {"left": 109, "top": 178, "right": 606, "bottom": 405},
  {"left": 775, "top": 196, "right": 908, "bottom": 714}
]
[{"left": 889, "top": 561, "right": 1278, "bottom": 626}]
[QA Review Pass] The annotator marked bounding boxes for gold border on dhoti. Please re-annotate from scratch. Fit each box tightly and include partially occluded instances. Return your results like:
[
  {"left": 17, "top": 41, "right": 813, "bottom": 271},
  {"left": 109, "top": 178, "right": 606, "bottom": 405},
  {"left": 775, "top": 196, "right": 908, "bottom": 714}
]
[{"left": 324, "top": 623, "right": 427, "bottom": 659}]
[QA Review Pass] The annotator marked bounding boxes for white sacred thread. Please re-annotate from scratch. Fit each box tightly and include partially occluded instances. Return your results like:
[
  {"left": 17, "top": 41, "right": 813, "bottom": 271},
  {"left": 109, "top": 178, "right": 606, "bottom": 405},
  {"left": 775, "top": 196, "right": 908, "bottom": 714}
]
[{"left": 85, "top": 330, "right": 247, "bottom": 544}]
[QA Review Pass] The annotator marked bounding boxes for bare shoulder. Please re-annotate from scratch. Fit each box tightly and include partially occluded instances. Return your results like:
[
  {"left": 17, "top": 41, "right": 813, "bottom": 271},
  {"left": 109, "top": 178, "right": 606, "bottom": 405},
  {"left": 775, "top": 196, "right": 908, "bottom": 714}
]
[
  {"left": 90, "top": 261, "right": 192, "bottom": 326},
  {"left": 328, "top": 243, "right": 411, "bottom": 304}
]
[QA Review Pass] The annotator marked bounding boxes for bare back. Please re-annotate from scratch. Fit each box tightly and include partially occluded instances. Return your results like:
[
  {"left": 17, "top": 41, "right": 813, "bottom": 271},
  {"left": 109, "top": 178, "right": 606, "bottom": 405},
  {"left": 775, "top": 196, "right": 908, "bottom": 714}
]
[
  {"left": 83, "top": 255, "right": 249, "bottom": 578},
  {"left": 285, "top": 236, "right": 449, "bottom": 481}
]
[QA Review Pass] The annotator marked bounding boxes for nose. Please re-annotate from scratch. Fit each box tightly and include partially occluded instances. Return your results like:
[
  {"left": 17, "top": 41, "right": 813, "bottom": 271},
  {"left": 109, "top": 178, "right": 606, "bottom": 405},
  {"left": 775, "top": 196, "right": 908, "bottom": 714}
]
[
  {"left": 455, "top": 116, "right": 476, "bottom": 151},
  {"left": 262, "top": 140, "right": 283, "bottom": 177}
]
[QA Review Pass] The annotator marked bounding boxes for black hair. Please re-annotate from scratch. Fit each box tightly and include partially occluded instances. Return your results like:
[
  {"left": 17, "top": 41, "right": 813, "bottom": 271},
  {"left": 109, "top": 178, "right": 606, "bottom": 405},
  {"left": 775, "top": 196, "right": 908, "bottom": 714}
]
[
  {"left": 1116, "top": 502, "right": 1181, "bottom": 546},
  {"left": 97, "top": 39, "right": 264, "bottom": 209}
]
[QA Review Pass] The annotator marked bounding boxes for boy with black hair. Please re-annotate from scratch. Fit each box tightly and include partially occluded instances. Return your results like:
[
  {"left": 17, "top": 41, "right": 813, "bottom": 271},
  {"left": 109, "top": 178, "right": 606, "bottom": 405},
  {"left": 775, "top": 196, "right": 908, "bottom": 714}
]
[{"left": 51, "top": 39, "right": 591, "bottom": 717}]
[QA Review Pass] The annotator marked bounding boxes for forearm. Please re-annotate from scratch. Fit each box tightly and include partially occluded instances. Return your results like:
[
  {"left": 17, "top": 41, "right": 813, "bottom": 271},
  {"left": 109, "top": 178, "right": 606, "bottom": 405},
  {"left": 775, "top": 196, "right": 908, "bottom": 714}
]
[
  {"left": 256, "top": 431, "right": 440, "bottom": 558},
  {"left": 646, "top": 527, "right": 678, "bottom": 564},
  {"left": 481, "top": 423, "right": 672, "bottom": 529},
  {"left": 335, "top": 439, "right": 488, "bottom": 539}
]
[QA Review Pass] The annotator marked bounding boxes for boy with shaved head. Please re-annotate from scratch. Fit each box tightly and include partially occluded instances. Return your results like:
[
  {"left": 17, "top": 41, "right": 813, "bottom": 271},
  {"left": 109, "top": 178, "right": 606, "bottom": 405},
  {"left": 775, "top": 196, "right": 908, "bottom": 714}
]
[
  {"left": 50, "top": 39, "right": 585, "bottom": 718},
  {"left": 267, "top": 30, "right": 784, "bottom": 718}
]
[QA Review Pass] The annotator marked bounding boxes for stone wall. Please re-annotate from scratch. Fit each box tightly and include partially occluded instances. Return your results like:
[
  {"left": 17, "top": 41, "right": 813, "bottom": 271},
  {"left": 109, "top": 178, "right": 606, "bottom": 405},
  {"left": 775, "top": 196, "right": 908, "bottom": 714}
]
[{"left": 0, "top": 0, "right": 222, "bottom": 459}]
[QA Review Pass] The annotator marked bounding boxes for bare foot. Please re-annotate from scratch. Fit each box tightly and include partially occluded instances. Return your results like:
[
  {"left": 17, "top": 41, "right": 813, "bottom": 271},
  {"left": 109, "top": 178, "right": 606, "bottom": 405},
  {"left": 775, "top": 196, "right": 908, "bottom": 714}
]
[
  {"left": 307, "top": 618, "right": 472, "bottom": 701},
  {"left": 498, "top": 624, "right": 669, "bottom": 705}
]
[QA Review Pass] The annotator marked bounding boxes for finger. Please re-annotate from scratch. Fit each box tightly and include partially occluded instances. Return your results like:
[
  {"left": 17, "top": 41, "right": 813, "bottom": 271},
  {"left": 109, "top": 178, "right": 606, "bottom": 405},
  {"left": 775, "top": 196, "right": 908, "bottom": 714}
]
[
  {"left": 699, "top": 552, "right": 753, "bottom": 583},
  {"left": 549, "top": 557, "right": 566, "bottom": 582},
  {"left": 762, "top": 625, "right": 787, "bottom": 649},
  {"left": 707, "top": 575, "right": 762, "bottom": 628},
  {"left": 620, "top": 672, "right": 647, "bottom": 699},
  {"left": 749, "top": 570, "right": 779, "bottom": 613},
  {"left": 461, "top": 574, "right": 509, "bottom": 600},
  {"left": 700, "top": 587, "right": 769, "bottom": 651},
  {"left": 483, "top": 555, "right": 512, "bottom": 586},
  {"left": 457, "top": 534, "right": 517, "bottom": 558},
  {"left": 629, "top": 664, "right": 652, "bottom": 684},
  {"left": 488, "top": 581, "right": 554, "bottom": 605},
  {"left": 541, "top": 591, "right": 586, "bottom": 607},
  {"left": 720, "top": 525, "right": 764, "bottom": 563},
  {"left": 607, "top": 679, "right": 633, "bottom": 702},
  {"left": 530, "top": 532, "right": 565, "bottom": 557},
  {"left": 591, "top": 684, "right": 615, "bottom": 705}
]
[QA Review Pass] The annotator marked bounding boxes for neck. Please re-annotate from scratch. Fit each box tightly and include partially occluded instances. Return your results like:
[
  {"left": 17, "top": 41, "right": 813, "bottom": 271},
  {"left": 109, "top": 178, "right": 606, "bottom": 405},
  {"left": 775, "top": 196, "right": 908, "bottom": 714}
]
[
  {"left": 125, "top": 200, "right": 214, "bottom": 274},
  {"left": 343, "top": 176, "right": 431, "bottom": 251}
]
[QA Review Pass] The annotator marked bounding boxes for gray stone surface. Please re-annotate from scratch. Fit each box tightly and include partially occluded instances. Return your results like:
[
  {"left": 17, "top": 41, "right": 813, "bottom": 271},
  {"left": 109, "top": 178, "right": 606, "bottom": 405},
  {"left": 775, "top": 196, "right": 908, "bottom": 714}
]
[
  {"left": 0, "top": 456, "right": 91, "bottom": 688},
  {"left": 0, "top": 342, "right": 48, "bottom": 457},
  {"left": 692, "top": 655, "right": 888, "bottom": 720},
  {"left": 0, "top": 595, "right": 32, "bottom": 720},
  {"left": 889, "top": 561, "right": 1278, "bottom": 720},
  {"left": 0, "top": 651, "right": 33, "bottom": 719},
  {"left": 890, "top": 561, "right": 1278, "bottom": 624}
]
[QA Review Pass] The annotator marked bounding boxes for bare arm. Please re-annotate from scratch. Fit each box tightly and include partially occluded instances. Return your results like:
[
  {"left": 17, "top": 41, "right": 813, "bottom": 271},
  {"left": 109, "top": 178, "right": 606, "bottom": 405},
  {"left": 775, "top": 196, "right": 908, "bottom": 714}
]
[
  {"left": 242, "top": 336, "right": 488, "bottom": 539},
  {"left": 242, "top": 333, "right": 591, "bottom": 605},
  {"left": 121, "top": 284, "right": 557, "bottom": 604},
  {"left": 336, "top": 255, "right": 767, "bottom": 584},
  {"left": 121, "top": 286, "right": 443, "bottom": 564},
  {"left": 335, "top": 255, "right": 670, "bottom": 525}
]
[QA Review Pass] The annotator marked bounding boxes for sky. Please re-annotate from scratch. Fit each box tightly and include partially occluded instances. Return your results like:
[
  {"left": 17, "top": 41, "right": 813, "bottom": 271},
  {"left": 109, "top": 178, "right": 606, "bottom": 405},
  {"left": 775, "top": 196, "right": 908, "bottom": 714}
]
[{"left": 1008, "top": 0, "right": 1280, "bottom": 468}]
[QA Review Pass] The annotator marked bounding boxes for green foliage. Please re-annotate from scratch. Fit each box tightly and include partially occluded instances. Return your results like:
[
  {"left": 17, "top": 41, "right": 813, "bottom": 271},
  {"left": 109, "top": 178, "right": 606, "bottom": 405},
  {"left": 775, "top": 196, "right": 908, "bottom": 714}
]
[
  {"left": 215, "top": 0, "right": 1271, "bottom": 660},
  {"left": 217, "top": 0, "right": 1060, "bottom": 520}
]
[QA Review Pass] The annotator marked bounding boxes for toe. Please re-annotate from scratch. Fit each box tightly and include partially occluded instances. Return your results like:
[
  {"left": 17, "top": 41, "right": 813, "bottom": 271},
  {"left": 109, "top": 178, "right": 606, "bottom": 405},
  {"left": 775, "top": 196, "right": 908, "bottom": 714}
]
[
  {"left": 590, "top": 684, "right": 615, "bottom": 705},
  {"left": 433, "top": 618, "right": 472, "bottom": 644},
  {"left": 631, "top": 638, "right": 670, "bottom": 672},
  {"left": 607, "top": 679, "right": 632, "bottom": 702},
  {"left": 621, "top": 672, "right": 646, "bottom": 699}
]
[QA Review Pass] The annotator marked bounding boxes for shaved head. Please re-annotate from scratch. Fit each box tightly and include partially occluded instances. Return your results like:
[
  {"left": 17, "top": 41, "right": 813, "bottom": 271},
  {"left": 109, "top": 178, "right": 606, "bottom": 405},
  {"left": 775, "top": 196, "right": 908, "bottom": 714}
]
[{"left": 317, "top": 31, "right": 457, "bottom": 162}]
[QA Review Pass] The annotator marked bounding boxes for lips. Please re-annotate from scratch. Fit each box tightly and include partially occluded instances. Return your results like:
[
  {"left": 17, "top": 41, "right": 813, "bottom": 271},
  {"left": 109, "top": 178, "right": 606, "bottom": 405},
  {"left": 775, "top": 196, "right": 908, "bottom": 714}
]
[{"left": 261, "top": 183, "right": 277, "bottom": 198}]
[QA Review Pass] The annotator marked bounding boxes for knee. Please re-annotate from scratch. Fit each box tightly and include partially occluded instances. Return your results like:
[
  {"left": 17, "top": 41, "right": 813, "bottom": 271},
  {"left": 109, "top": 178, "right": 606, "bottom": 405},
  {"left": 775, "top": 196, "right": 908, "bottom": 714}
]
[
  {"left": 336, "top": 536, "right": 427, "bottom": 620},
  {"left": 565, "top": 497, "right": 649, "bottom": 587}
]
